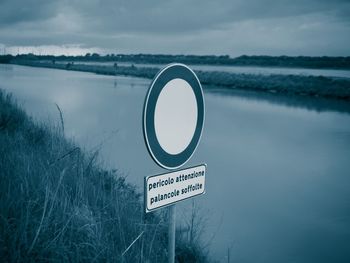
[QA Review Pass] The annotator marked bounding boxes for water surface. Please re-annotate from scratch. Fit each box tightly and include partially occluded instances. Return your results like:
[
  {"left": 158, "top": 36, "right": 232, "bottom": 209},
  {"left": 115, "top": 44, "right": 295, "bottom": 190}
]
[{"left": 1, "top": 64, "right": 350, "bottom": 262}]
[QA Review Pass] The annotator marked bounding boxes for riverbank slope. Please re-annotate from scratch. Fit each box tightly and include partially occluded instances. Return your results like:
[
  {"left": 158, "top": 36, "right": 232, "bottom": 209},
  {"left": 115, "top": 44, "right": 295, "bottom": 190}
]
[{"left": 0, "top": 90, "right": 208, "bottom": 262}]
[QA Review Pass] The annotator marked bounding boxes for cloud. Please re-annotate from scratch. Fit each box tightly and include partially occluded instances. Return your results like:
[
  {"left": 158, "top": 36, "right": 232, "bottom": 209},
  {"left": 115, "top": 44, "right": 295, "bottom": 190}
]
[
  {"left": 0, "top": 0, "right": 60, "bottom": 25},
  {"left": 0, "top": 0, "right": 349, "bottom": 55},
  {"left": 1, "top": 44, "right": 103, "bottom": 56}
]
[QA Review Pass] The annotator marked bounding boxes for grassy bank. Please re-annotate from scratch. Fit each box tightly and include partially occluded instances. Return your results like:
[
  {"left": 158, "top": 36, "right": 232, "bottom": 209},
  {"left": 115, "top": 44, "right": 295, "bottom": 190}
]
[
  {"left": 13, "top": 60, "right": 350, "bottom": 101},
  {"left": 0, "top": 90, "right": 208, "bottom": 262}
]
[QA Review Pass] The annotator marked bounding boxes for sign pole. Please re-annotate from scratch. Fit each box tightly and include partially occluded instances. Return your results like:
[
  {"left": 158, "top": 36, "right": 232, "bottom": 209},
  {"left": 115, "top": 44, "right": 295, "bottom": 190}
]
[
  {"left": 143, "top": 64, "right": 205, "bottom": 263},
  {"left": 168, "top": 204, "right": 176, "bottom": 263}
]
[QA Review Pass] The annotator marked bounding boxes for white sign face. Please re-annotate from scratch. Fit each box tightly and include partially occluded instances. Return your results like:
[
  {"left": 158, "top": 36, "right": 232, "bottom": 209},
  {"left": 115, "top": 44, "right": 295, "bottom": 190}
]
[
  {"left": 145, "top": 164, "right": 206, "bottom": 212},
  {"left": 154, "top": 78, "right": 198, "bottom": 155}
]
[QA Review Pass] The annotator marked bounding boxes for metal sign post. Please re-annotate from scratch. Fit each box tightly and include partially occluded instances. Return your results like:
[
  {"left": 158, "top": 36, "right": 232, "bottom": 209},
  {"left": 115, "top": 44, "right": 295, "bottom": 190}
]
[
  {"left": 168, "top": 205, "right": 176, "bottom": 263},
  {"left": 143, "top": 63, "right": 205, "bottom": 263}
]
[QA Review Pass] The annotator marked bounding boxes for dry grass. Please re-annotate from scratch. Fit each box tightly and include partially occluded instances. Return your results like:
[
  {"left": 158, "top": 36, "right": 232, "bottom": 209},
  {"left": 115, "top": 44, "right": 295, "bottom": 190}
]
[{"left": 0, "top": 90, "right": 179, "bottom": 262}]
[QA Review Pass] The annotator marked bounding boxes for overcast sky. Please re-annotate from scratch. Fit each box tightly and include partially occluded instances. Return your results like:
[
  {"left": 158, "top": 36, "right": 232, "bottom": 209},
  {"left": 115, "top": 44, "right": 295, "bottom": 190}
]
[{"left": 0, "top": 0, "right": 349, "bottom": 56}]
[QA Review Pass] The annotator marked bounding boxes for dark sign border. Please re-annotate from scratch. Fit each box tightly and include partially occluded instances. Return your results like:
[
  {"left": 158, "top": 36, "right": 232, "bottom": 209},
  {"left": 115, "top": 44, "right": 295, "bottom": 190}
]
[{"left": 143, "top": 63, "right": 205, "bottom": 169}]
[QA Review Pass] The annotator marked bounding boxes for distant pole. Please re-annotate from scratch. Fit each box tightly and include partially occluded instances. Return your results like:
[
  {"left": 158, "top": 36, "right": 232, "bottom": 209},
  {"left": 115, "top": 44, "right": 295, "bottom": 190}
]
[{"left": 168, "top": 205, "right": 176, "bottom": 263}]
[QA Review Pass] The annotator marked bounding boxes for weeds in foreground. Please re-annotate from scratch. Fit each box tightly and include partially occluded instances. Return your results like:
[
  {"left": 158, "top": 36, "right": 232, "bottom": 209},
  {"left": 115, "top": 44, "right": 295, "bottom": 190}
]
[{"left": 0, "top": 90, "right": 208, "bottom": 262}]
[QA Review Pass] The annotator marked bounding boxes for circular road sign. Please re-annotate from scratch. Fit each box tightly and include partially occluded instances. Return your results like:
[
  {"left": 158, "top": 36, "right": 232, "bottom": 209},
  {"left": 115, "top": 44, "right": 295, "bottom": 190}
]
[{"left": 143, "top": 63, "right": 205, "bottom": 170}]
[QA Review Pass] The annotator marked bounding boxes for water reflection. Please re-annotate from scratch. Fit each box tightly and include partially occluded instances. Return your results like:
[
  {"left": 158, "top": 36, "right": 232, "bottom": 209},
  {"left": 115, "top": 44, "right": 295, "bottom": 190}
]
[
  {"left": 194, "top": 91, "right": 350, "bottom": 262},
  {"left": 205, "top": 87, "right": 350, "bottom": 114},
  {"left": 1, "top": 64, "right": 350, "bottom": 262}
]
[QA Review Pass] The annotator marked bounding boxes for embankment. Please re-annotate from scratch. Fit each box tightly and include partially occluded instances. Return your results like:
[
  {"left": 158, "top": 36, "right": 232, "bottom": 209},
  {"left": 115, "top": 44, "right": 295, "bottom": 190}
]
[
  {"left": 0, "top": 90, "right": 208, "bottom": 262},
  {"left": 11, "top": 60, "right": 350, "bottom": 101}
]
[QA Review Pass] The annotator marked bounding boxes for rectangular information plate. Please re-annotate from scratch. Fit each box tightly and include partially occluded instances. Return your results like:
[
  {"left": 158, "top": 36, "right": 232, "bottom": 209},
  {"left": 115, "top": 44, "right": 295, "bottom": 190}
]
[{"left": 145, "top": 164, "right": 206, "bottom": 213}]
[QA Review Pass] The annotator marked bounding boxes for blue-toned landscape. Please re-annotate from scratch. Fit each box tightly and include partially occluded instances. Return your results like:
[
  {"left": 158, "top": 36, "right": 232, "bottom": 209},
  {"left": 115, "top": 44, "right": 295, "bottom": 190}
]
[{"left": 1, "top": 1, "right": 350, "bottom": 262}]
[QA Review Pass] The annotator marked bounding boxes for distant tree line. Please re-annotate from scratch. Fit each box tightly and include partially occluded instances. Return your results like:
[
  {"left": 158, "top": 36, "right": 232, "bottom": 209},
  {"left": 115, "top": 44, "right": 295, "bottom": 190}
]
[{"left": 1, "top": 53, "right": 350, "bottom": 69}]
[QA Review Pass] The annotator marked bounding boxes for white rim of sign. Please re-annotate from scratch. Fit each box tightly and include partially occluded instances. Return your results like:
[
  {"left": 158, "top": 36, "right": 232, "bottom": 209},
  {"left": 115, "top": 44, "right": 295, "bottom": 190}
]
[{"left": 143, "top": 63, "right": 205, "bottom": 170}]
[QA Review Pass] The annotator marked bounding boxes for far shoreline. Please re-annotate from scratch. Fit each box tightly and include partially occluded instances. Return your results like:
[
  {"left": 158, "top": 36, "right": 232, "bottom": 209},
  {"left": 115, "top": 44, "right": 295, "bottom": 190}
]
[{"left": 6, "top": 59, "right": 350, "bottom": 102}]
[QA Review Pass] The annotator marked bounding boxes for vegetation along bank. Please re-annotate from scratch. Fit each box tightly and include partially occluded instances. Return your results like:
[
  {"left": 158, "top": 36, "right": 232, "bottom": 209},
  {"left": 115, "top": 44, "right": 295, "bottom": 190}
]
[
  {"left": 0, "top": 90, "right": 208, "bottom": 262},
  {"left": 10, "top": 59, "right": 350, "bottom": 101}
]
